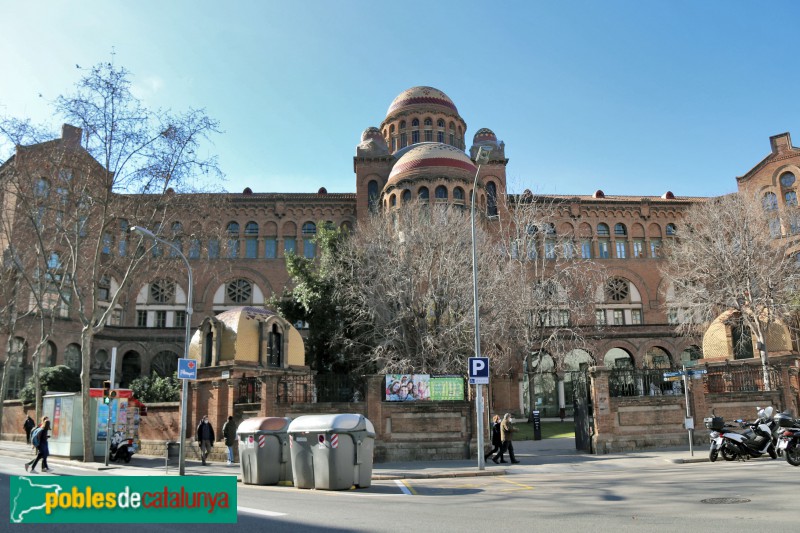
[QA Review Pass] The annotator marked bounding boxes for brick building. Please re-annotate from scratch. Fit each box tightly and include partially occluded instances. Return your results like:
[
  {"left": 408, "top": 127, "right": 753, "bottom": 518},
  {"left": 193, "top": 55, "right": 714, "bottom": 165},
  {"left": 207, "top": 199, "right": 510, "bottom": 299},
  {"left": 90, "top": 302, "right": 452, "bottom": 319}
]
[{"left": 2, "top": 86, "right": 799, "bottom": 417}]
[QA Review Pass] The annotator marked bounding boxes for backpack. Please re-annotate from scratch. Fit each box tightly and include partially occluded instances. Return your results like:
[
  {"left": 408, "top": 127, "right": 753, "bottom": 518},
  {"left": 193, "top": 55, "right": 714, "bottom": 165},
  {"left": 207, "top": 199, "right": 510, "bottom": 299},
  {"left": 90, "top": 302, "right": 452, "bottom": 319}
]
[{"left": 30, "top": 427, "right": 43, "bottom": 448}]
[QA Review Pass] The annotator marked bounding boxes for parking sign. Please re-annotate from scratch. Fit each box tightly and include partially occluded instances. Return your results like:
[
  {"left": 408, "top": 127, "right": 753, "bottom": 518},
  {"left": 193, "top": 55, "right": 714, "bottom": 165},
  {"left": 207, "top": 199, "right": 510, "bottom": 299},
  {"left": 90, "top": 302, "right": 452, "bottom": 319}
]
[{"left": 468, "top": 357, "right": 489, "bottom": 385}]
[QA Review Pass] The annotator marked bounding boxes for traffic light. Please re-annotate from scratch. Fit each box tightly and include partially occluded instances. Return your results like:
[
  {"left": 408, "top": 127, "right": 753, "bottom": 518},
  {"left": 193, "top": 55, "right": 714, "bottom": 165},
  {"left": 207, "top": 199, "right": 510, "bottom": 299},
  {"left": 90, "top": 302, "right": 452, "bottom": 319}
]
[{"left": 103, "top": 380, "right": 111, "bottom": 405}]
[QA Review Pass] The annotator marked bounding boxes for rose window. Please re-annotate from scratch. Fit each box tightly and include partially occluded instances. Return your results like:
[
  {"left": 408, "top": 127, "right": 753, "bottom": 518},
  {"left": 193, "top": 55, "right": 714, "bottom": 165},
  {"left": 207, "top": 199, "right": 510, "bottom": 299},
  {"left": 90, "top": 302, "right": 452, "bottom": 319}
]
[
  {"left": 227, "top": 279, "right": 252, "bottom": 304},
  {"left": 150, "top": 280, "right": 175, "bottom": 303},
  {"left": 605, "top": 278, "right": 629, "bottom": 302}
]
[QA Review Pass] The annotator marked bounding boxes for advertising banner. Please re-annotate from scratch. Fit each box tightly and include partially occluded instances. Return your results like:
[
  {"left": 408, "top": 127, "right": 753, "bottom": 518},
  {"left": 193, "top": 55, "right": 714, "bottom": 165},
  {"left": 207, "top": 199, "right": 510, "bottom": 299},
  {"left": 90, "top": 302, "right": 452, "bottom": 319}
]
[
  {"left": 385, "top": 374, "right": 464, "bottom": 401},
  {"left": 9, "top": 476, "right": 237, "bottom": 524}
]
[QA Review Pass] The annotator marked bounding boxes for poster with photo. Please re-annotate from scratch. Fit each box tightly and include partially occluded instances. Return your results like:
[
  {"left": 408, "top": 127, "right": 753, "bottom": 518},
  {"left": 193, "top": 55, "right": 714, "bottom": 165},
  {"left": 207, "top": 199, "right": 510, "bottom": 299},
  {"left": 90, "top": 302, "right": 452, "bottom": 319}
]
[{"left": 385, "top": 374, "right": 430, "bottom": 401}]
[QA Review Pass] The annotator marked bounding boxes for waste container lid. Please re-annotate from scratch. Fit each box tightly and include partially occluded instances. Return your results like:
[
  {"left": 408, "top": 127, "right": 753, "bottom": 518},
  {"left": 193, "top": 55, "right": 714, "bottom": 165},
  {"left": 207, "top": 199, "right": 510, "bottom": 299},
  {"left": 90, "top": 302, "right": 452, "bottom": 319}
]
[
  {"left": 288, "top": 413, "right": 375, "bottom": 435},
  {"left": 236, "top": 417, "right": 292, "bottom": 434}
]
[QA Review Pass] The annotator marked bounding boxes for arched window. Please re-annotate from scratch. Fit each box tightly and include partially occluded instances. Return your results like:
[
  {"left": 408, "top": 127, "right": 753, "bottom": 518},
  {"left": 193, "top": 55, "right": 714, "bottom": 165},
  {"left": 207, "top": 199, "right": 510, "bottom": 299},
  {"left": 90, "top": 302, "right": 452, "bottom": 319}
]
[
  {"left": 65, "top": 343, "right": 81, "bottom": 373},
  {"left": 453, "top": 187, "right": 465, "bottom": 201},
  {"left": 437, "top": 119, "right": 445, "bottom": 128},
  {"left": 597, "top": 223, "right": 610, "bottom": 237},
  {"left": 151, "top": 351, "right": 180, "bottom": 377},
  {"left": 411, "top": 118, "right": 419, "bottom": 127},
  {"left": 268, "top": 324, "right": 283, "bottom": 367},
  {"left": 644, "top": 347, "right": 672, "bottom": 369},
  {"left": 435, "top": 186, "right": 448, "bottom": 200},
  {"left": 762, "top": 192, "right": 778, "bottom": 211},
  {"left": 7, "top": 338, "right": 27, "bottom": 399},
  {"left": 412, "top": 130, "right": 419, "bottom": 144},
  {"left": 780, "top": 172, "right": 796, "bottom": 188},
  {"left": 43, "top": 341, "right": 56, "bottom": 368},
  {"left": 35, "top": 178, "right": 50, "bottom": 198},
  {"left": 390, "top": 194, "right": 397, "bottom": 207},
  {"left": 666, "top": 223, "right": 677, "bottom": 236},
  {"left": 169, "top": 222, "right": 183, "bottom": 257},
  {"left": 402, "top": 190, "right": 411, "bottom": 203},
  {"left": 399, "top": 120, "right": 406, "bottom": 129},
  {"left": 368, "top": 180, "right": 379, "bottom": 212},
  {"left": 418, "top": 187, "right": 429, "bottom": 200},
  {"left": 786, "top": 191, "right": 798, "bottom": 207},
  {"left": 302, "top": 222, "right": 316, "bottom": 235},
  {"left": 227, "top": 279, "right": 252, "bottom": 304},
  {"left": 424, "top": 118, "right": 432, "bottom": 126},
  {"left": 226, "top": 222, "right": 240, "bottom": 258},
  {"left": 486, "top": 182, "right": 498, "bottom": 217},
  {"left": 245, "top": 221, "right": 259, "bottom": 258},
  {"left": 614, "top": 223, "right": 627, "bottom": 236},
  {"left": 448, "top": 122, "right": 456, "bottom": 146}
]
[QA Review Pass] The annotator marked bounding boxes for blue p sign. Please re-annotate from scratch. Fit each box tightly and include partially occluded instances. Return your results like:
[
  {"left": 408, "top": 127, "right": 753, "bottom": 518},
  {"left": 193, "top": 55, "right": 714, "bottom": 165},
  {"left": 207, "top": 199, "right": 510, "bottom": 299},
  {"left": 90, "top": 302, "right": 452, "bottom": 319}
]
[{"left": 468, "top": 357, "right": 489, "bottom": 384}]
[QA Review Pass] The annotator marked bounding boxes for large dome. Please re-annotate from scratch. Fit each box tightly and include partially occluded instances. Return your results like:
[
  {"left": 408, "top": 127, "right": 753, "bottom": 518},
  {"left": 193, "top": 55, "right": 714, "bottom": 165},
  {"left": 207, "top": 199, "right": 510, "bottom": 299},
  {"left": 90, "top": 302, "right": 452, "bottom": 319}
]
[
  {"left": 386, "top": 86, "right": 458, "bottom": 117},
  {"left": 387, "top": 143, "right": 476, "bottom": 185}
]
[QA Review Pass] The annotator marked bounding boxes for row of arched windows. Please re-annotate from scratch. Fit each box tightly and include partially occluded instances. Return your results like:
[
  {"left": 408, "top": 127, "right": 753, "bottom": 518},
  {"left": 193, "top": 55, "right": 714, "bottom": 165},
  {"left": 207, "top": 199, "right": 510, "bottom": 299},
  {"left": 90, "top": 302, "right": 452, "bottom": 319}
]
[
  {"left": 370, "top": 180, "right": 498, "bottom": 216},
  {"left": 384, "top": 118, "right": 464, "bottom": 151}
]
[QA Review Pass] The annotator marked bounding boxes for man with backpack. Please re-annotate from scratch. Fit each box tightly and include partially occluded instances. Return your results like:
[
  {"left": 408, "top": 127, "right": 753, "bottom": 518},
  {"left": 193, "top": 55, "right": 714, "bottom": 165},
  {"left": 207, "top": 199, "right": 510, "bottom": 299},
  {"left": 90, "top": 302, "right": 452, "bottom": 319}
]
[
  {"left": 23, "top": 415, "right": 35, "bottom": 445},
  {"left": 25, "top": 417, "right": 52, "bottom": 473}
]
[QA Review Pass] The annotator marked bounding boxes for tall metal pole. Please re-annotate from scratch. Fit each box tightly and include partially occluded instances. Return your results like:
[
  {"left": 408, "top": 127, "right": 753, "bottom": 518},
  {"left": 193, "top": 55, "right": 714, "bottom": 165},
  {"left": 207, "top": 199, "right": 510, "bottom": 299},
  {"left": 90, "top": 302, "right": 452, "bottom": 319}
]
[
  {"left": 471, "top": 145, "right": 492, "bottom": 471},
  {"left": 130, "top": 226, "right": 193, "bottom": 475}
]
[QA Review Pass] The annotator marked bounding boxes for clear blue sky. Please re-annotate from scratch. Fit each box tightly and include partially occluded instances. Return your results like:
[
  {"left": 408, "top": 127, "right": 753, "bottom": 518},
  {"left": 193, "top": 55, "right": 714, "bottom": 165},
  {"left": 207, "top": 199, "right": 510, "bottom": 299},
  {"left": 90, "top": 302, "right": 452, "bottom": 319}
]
[{"left": 2, "top": 1, "right": 798, "bottom": 197}]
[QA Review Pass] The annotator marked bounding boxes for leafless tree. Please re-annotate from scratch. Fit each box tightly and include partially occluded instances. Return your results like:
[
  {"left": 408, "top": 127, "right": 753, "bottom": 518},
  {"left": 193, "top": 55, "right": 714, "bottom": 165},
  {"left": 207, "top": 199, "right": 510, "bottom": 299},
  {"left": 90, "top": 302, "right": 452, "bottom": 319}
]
[
  {"left": 493, "top": 193, "right": 606, "bottom": 410},
  {"left": 0, "top": 62, "right": 223, "bottom": 461},
  {"left": 331, "top": 202, "right": 517, "bottom": 375},
  {"left": 660, "top": 192, "right": 800, "bottom": 390}
]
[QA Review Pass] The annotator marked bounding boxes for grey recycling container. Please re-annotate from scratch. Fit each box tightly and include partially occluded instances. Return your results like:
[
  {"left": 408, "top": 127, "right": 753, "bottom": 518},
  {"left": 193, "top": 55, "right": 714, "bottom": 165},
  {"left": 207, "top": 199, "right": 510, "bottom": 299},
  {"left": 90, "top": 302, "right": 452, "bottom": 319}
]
[
  {"left": 287, "top": 413, "right": 376, "bottom": 490},
  {"left": 237, "top": 417, "right": 292, "bottom": 485}
]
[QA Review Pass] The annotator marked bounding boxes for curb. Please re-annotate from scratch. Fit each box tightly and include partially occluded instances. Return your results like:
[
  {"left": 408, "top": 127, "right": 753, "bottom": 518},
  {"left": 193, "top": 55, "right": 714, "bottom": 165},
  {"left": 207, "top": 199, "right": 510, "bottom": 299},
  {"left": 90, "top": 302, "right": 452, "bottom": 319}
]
[{"left": 373, "top": 470, "right": 506, "bottom": 480}]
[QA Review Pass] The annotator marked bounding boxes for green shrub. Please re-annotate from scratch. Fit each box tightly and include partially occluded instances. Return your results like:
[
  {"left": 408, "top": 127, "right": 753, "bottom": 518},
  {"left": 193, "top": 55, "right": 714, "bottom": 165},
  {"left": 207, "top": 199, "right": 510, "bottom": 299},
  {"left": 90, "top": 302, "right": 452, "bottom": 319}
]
[
  {"left": 20, "top": 365, "right": 81, "bottom": 404},
  {"left": 129, "top": 372, "right": 181, "bottom": 403}
]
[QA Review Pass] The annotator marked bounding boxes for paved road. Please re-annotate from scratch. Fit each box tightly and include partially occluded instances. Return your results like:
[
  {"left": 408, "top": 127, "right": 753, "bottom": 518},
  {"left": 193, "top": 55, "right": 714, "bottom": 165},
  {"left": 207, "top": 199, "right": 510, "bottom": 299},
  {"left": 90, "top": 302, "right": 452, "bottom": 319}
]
[{"left": 2, "top": 439, "right": 798, "bottom": 531}]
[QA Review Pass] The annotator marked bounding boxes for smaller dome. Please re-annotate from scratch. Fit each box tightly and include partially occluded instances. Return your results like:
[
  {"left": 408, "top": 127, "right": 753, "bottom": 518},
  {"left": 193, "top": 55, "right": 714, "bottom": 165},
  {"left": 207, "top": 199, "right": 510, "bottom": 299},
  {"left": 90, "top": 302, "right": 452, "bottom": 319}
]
[
  {"left": 473, "top": 128, "right": 497, "bottom": 144},
  {"left": 361, "top": 127, "right": 383, "bottom": 143},
  {"left": 593, "top": 190, "right": 605, "bottom": 199},
  {"left": 243, "top": 187, "right": 253, "bottom": 195},
  {"left": 661, "top": 191, "right": 675, "bottom": 200},
  {"left": 318, "top": 187, "right": 328, "bottom": 195}
]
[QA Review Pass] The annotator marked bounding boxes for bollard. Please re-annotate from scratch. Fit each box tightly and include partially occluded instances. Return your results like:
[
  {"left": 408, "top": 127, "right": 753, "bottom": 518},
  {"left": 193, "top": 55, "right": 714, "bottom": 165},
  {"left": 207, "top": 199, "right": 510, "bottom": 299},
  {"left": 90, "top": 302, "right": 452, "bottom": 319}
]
[{"left": 532, "top": 410, "right": 542, "bottom": 441}]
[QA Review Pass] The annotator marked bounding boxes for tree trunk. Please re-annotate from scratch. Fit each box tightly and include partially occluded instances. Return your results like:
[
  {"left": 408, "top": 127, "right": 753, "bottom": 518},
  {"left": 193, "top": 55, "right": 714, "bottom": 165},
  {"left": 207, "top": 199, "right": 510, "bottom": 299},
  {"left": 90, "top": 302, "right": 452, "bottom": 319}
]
[
  {"left": 80, "top": 326, "right": 94, "bottom": 461},
  {"left": 758, "top": 335, "right": 771, "bottom": 392}
]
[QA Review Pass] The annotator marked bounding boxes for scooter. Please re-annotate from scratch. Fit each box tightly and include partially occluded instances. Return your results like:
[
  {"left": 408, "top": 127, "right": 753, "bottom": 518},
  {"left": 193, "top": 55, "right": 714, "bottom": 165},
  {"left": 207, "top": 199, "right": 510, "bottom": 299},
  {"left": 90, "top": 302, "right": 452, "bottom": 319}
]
[
  {"left": 774, "top": 411, "right": 800, "bottom": 466},
  {"left": 109, "top": 431, "right": 134, "bottom": 463},
  {"left": 705, "top": 406, "right": 778, "bottom": 462}
]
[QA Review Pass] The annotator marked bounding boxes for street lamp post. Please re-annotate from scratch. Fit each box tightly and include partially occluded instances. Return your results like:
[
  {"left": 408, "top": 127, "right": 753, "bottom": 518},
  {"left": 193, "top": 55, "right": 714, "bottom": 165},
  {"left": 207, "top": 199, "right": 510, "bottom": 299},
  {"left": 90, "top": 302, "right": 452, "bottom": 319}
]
[
  {"left": 130, "top": 225, "right": 193, "bottom": 476},
  {"left": 471, "top": 145, "right": 493, "bottom": 471}
]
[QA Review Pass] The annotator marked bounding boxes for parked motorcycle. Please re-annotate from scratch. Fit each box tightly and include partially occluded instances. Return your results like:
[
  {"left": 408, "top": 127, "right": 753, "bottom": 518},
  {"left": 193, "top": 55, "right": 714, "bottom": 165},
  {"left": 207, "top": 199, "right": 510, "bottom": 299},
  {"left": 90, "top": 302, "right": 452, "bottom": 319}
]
[
  {"left": 774, "top": 411, "right": 800, "bottom": 466},
  {"left": 109, "top": 431, "right": 134, "bottom": 463},
  {"left": 705, "top": 406, "right": 778, "bottom": 462}
]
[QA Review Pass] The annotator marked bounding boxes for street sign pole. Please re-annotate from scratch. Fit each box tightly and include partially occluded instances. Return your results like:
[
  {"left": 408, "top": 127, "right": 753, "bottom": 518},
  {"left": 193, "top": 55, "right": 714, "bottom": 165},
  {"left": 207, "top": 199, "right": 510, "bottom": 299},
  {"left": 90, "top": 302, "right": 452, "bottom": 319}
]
[
  {"left": 683, "top": 365, "right": 693, "bottom": 456},
  {"left": 104, "top": 347, "right": 117, "bottom": 467}
]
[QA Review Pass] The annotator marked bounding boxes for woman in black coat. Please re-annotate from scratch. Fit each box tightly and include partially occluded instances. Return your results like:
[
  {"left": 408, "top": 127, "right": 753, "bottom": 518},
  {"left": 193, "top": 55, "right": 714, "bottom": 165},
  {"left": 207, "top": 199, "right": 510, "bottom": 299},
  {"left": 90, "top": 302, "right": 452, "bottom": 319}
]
[{"left": 485, "top": 415, "right": 502, "bottom": 462}]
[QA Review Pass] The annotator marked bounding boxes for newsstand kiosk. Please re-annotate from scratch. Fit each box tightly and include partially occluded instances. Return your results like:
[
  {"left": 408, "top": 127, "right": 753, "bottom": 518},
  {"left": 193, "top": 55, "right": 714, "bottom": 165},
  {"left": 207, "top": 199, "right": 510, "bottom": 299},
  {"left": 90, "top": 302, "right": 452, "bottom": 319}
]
[{"left": 41, "top": 388, "right": 145, "bottom": 459}]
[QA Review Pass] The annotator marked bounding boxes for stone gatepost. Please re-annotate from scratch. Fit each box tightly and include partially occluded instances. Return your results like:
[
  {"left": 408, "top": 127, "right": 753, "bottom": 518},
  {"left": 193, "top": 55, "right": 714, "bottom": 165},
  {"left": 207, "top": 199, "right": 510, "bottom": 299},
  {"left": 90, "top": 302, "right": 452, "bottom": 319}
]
[
  {"left": 589, "top": 366, "right": 611, "bottom": 453},
  {"left": 226, "top": 377, "right": 241, "bottom": 420},
  {"left": 366, "top": 375, "right": 384, "bottom": 439},
  {"left": 260, "top": 374, "right": 278, "bottom": 417}
]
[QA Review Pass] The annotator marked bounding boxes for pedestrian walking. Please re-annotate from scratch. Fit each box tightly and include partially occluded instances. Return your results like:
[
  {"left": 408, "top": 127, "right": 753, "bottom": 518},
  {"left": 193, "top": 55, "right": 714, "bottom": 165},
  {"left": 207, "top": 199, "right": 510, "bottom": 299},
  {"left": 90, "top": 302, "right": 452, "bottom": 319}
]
[
  {"left": 221, "top": 415, "right": 236, "bottom": 465},
  {"left": 494, "top": 413, "right": 520, "bottom": 464},
  {"left": 23, "top": 415, "right": 35, "bottom": 445},
  {"left": 25, "top": 417, "right": 52, "bottom": 473},
  {"left": 196, "top": 415, "right": 215, "bottom": 465},
  {"left": 485, "top": 415, "right": 502, "bottom": 462}
]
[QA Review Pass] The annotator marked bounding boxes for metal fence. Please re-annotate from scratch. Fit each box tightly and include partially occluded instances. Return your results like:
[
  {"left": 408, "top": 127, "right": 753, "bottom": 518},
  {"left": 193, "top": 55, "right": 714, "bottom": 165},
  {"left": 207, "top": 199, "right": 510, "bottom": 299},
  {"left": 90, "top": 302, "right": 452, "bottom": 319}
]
[
  {"left": 608, "top": 368, "right": 684, "bottom": 398},
  {"left": 237, "top": 376, "right": 262, "bottom": 404},
  {"left": 276, "top": 374, "right": 366, "bottom": 405},
  {"left": 705, "top": 364, "right": 782, "bottom": 393}
]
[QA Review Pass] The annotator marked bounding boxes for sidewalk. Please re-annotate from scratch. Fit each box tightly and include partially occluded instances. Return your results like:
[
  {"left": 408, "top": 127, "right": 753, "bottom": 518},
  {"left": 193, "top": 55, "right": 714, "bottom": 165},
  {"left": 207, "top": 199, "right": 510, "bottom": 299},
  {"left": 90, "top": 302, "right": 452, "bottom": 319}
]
[{"left": 0, "top": 437, "right": 708, "bottom": 481}]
